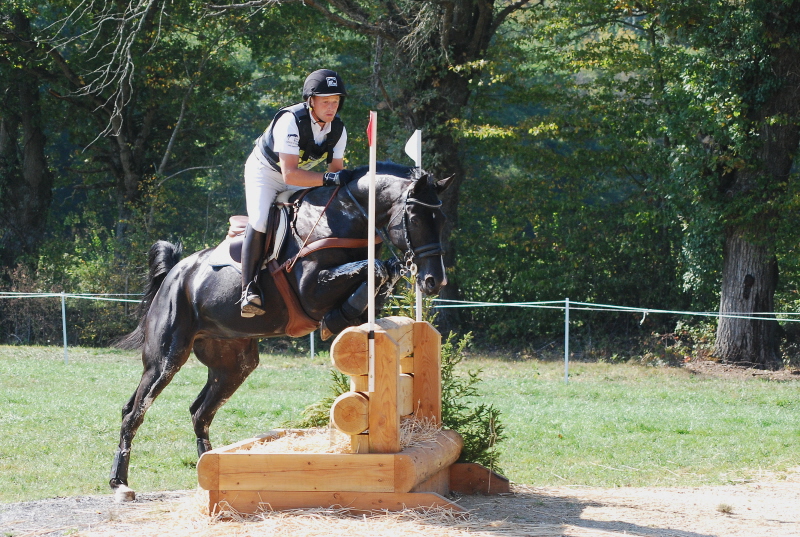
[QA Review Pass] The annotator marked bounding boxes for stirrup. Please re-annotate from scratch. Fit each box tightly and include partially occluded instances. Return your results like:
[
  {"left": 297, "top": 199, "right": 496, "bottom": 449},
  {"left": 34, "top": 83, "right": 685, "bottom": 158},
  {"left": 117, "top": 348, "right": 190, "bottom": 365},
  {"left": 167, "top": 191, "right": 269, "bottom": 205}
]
[{"left": 240, "top": 283, "right": 265, "bottom": 317}]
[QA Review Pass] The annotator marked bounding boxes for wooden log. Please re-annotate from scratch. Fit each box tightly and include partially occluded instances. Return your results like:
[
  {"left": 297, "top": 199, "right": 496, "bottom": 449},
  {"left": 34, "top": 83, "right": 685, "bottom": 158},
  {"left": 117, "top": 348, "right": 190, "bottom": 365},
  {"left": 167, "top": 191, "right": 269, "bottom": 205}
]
[
  {"left": 330, "top": 391, "right": 369, "bottom": 435},
  {"left": 368, "top": 330, "right": 400, "bottom": 453},
  {"left": 393, "top": 430, "right": 463, "bottom": 493},
  {"left": 398, "top": 373, "right": 414, "bottom": 416},
  {"left": 331, "top": 316, "right": 415, "bottom": 376},
  {"left": 413, "top": 322, "right": 442, "bottom": 425}
]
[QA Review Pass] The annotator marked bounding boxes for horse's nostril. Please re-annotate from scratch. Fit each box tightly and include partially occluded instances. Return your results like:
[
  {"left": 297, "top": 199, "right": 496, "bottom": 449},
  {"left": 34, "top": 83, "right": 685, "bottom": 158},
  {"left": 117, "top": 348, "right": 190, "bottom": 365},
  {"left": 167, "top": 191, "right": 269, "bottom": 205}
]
[{"left": 424, "top": 275, "right": 437, "bottom": 293}]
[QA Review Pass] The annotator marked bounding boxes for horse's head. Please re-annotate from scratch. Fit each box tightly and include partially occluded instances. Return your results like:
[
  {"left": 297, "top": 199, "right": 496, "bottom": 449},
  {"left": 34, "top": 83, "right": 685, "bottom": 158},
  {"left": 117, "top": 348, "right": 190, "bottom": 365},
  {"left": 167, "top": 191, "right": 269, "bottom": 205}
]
[{"left": 384, "top": 168, "right": 455, "bottom": 296}]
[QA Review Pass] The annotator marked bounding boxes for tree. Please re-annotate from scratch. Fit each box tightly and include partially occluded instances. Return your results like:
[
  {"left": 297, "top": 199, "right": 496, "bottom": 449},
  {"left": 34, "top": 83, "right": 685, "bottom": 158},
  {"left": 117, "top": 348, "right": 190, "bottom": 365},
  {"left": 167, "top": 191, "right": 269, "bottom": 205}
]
[
  {"left": 535, "top": 0, "right": 800, "bottom": 367},
  {"left": 1, "top": 0, "right": 260, "bottom": 253}
]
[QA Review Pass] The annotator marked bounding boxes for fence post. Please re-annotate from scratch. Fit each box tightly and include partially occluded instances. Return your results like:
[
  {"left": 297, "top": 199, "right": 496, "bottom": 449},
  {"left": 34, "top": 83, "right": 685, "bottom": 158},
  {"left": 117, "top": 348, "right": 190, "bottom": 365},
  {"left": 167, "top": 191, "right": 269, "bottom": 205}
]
[
  {"left": 61, "top": 292, "right": 68, "bottom": 364},
  {"left": 564, "top": 297, "right": 569, "bottom": 383}
]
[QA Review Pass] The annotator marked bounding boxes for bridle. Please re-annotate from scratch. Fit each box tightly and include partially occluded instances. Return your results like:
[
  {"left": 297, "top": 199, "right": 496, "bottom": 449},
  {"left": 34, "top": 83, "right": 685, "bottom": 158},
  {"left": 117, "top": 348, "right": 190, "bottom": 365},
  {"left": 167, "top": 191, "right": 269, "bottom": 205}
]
[{"left": 344, "top": 180, "right": 445, "bottom": 277}]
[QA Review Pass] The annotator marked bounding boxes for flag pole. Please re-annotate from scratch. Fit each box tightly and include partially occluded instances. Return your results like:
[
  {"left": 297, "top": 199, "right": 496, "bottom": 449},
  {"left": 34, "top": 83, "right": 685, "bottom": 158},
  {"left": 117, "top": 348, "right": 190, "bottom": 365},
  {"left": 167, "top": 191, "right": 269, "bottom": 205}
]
[
  {"left": 405, "top": 129, "right": 423, "bottom": 322},
  {"left": 367, "top": 111, "right": 378, "bottom": 392}
]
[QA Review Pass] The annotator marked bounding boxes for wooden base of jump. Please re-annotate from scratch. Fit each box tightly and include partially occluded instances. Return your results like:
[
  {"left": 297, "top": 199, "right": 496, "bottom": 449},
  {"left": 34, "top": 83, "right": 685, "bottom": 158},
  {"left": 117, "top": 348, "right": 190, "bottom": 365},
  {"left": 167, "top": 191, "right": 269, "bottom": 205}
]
[
  {"left": 196, "top": 429, "right": 509, "bottom": 515},
  {"left": 197, "top": 318, "right": 509, "bottom": 515}
]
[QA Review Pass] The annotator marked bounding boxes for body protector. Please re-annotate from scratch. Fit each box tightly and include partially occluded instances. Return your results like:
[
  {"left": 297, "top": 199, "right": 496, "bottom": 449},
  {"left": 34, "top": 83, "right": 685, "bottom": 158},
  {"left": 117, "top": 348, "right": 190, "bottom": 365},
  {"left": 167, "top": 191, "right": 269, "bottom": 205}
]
[{"left": 255, "top": 102, "right": 344, "bottom": 172}]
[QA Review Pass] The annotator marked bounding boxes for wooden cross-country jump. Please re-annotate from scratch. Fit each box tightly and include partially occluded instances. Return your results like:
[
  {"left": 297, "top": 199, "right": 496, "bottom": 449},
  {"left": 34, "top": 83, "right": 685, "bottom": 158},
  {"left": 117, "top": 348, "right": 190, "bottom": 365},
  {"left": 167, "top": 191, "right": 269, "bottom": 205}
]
[{"left": 197, "top": 317, "right": 508, "bottom": 514}]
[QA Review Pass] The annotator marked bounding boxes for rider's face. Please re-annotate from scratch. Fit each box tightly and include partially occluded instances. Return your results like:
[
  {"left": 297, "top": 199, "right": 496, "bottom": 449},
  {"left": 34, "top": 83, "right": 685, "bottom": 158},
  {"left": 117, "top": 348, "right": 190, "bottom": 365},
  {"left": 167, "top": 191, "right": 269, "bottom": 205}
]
[{"left": 309, "top": 95, "right": 340, "bottom": 124}]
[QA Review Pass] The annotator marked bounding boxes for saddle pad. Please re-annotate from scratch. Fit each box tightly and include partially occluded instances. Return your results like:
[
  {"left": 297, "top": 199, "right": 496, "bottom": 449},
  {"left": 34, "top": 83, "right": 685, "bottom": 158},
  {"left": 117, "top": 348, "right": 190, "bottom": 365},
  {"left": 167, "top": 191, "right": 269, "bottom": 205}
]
[{"left": 207, "top": 207, "right": 289, "bottom": 271}]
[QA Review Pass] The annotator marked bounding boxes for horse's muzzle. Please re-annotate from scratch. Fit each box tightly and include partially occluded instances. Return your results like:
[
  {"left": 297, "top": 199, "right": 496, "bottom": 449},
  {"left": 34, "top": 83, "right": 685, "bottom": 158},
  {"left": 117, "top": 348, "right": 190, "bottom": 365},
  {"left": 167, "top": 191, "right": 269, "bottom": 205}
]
[{"left": 420, "top": 272, "right": 447, "bottom": 295}]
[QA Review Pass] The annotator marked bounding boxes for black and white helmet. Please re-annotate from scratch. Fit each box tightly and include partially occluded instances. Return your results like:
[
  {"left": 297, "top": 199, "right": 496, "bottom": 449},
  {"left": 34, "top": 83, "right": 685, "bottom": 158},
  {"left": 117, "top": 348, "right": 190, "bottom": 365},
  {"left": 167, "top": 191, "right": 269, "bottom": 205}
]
[{"left": 303, "top": 69, "right": 347, "bottom": 110}]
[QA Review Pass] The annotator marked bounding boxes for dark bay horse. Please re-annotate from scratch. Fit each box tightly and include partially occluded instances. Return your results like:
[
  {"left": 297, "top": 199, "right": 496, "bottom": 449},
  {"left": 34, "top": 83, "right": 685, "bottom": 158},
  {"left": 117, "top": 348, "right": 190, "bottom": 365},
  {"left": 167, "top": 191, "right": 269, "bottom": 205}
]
[{"left": 109, "top": 163, "right": 452, "bottom": 499}]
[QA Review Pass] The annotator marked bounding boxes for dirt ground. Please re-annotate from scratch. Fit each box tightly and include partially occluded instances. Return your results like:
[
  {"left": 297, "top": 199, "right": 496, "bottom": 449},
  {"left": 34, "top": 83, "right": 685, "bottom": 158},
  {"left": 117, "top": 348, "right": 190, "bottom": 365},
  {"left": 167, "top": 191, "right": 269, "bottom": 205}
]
[
  {"left": 3, "top": 361, "right": 798, "bottom": 537},
  {"left": 2, "top": 475, "right": 799, "bottom": 537}
]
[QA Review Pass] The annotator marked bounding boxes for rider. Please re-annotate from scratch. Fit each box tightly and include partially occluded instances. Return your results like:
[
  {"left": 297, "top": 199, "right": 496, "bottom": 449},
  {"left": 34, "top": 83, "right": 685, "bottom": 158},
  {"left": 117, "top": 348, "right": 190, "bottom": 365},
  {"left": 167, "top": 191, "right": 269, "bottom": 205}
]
[{"left": 240, "top": 69, "right": 351, "bottom": 317}]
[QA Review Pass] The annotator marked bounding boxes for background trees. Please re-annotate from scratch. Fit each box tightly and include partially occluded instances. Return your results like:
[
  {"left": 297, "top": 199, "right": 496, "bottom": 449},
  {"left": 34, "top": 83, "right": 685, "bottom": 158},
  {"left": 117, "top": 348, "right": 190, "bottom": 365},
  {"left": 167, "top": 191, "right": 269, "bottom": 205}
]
[{"left": 1, "top": 0, "right": 799, "bottom": 369}]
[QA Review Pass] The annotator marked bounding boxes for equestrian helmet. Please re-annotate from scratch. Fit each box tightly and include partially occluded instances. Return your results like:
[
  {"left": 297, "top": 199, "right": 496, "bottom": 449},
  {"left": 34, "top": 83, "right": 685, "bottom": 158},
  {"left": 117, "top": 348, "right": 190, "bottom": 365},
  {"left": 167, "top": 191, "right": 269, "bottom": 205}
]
[{"left": 303, "top": 69, "right": 347, "bottom": 110}]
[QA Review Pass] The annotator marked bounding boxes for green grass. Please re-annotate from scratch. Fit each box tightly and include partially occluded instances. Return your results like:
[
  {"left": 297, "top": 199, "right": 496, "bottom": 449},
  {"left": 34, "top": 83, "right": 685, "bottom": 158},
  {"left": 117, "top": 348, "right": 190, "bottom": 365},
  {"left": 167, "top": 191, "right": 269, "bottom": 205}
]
[
  {"left": 1, "top": 345, "right": 798, "bottom": 503},
  {"left": 0, "top": 345, "right": 329, "bottom": 503},
  {"left": 475, "top": 358, "right": 800, "bottom": 487}
]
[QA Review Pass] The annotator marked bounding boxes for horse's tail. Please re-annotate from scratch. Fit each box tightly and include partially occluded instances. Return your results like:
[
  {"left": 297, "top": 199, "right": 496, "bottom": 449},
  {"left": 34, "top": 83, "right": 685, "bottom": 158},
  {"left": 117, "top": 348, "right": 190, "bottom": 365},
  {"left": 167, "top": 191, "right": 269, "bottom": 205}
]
[{"left": 115, "top": 240, "right": 183, "bottom": 351}]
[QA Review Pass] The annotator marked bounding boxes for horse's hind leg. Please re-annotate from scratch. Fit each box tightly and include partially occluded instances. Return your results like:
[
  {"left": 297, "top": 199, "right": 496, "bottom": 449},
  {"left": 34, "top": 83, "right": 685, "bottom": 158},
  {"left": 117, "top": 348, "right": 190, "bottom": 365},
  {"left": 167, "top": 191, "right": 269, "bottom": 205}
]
[
  {"left": 110, "top": 333, "right": 193, "bottom": 500},
  {"left": 190, "top": 337, "right": 259, "bottom": 456}
]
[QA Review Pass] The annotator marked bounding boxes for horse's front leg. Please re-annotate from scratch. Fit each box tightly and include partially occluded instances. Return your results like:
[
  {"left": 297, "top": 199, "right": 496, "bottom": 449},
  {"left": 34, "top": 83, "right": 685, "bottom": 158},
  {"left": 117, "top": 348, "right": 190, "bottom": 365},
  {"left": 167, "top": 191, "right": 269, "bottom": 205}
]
[{"left": 319, "top": 258, "right": 403, "bottom": 339}]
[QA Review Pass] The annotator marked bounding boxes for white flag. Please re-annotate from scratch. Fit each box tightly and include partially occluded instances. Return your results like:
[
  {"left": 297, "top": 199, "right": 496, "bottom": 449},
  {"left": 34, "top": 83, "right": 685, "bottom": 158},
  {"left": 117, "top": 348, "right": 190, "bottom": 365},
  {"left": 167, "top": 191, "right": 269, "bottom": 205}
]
[{"left": 404, "top": 129, "right": 422, "bottom": 168}]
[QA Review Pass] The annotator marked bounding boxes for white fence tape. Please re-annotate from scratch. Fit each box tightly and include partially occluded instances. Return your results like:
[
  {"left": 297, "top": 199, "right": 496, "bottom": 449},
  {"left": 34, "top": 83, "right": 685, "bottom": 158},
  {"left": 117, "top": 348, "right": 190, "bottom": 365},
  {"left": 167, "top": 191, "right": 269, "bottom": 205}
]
[{"left": 2, "top": 292, "right": 797, "bottom": 375}]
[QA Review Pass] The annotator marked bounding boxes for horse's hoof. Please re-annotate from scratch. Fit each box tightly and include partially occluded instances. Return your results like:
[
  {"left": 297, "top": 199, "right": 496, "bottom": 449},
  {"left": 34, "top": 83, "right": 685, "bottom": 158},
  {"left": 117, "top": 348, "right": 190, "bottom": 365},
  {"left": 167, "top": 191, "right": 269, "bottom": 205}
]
[
  {"left": 114, "top": 485, "right": 136, "bottom": 503},
  {"left": 320, "top": 322, "right": 333, "bottom": 341}
]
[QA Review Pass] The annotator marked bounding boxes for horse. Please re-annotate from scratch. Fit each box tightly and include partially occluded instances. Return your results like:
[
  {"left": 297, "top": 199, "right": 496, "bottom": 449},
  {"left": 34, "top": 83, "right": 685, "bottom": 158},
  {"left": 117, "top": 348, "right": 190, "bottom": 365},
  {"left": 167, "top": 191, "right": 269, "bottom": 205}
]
[{"left": 109, "top": 162, "right": 453, "bottom": 500}]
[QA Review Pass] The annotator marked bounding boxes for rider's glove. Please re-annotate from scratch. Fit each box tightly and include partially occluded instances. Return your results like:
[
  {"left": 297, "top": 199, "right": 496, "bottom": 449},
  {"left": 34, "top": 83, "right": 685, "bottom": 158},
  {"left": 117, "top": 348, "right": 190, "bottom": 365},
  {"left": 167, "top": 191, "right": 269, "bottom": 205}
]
[
  {"left": 323, "top": 171, "right": 341, "bottom": 186},
  {"left": 322, "top": 169, "right": 353, "bottom": 187}
]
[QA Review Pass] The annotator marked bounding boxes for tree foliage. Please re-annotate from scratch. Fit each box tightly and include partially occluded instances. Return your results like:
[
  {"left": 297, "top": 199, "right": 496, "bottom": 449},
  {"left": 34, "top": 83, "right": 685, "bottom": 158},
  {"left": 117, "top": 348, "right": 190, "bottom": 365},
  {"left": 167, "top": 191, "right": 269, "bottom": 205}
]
[{"left": 2, "top": 0, "right": 800, "bottom": 367}]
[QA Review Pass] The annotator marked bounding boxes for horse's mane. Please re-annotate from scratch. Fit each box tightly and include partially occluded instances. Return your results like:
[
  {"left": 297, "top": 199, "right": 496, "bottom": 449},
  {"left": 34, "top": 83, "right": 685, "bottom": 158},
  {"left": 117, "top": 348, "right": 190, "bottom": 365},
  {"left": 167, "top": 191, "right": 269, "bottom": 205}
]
[{"left": 350, "top": 161, "right": 426, "bottom": 183}]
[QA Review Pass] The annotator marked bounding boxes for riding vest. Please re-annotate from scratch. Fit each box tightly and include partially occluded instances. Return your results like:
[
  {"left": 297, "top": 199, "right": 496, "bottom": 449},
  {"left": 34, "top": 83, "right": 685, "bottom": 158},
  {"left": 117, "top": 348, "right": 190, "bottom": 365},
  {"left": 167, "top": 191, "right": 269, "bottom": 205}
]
[{"left": 255, "top": 102, "right": 344, "bottom": 171}]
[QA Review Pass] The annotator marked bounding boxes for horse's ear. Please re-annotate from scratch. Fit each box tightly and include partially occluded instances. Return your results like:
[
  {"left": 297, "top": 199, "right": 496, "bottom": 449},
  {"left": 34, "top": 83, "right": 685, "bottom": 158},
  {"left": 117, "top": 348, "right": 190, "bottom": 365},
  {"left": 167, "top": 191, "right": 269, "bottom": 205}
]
[
  {"left": 435, "top": 175, "right": 455, "bottom": 194},
  {"left": 412, "top": 173, "right": 430, "bottom": 195}
]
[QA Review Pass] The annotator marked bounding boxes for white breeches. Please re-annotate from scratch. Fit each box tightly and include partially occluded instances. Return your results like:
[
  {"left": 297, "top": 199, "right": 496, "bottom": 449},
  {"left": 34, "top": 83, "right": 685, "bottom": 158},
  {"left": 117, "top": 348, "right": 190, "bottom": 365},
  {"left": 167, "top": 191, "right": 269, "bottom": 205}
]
[{"left": 244, "top": 151, "right": 303, "bottom": 233}]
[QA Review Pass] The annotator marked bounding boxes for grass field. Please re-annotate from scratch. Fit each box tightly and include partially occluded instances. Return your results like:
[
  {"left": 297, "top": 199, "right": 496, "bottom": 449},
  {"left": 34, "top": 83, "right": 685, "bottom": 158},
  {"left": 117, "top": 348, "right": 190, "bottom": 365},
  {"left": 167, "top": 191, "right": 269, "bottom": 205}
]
[{"left": 1, "top": 344, "right": 798, "bottom": 503}]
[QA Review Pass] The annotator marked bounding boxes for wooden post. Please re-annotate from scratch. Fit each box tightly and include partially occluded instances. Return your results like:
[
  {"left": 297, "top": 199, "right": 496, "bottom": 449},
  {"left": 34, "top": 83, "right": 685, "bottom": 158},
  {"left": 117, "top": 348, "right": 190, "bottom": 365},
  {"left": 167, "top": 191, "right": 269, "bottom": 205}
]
[
  {"left": 413, "top": 321, "right": 442, "bottom": 425},
  {"left": 368, "top": 329, "right": 400, "bottom": 453}
]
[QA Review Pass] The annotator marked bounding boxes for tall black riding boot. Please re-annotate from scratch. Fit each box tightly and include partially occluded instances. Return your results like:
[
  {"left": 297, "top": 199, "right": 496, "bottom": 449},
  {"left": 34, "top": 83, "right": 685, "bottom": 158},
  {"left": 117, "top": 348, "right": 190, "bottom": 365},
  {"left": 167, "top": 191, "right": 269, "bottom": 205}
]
[{"left": 240, "top": 224, "right": 267, "bottom": 317}]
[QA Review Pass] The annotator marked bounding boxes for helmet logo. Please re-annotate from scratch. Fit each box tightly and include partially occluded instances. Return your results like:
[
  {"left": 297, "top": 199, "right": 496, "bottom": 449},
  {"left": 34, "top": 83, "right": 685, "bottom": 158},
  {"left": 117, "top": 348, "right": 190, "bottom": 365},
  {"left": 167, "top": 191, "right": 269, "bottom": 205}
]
[{"left": 326, "top": 77, "right": 338, "bottom": 88}]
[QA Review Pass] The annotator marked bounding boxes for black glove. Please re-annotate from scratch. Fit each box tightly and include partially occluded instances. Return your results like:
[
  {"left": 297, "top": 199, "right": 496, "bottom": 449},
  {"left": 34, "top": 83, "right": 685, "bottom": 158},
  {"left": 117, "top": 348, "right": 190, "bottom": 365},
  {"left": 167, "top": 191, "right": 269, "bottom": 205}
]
[{"left": 322, "top": 169, "right": 354, "bottom": 187}]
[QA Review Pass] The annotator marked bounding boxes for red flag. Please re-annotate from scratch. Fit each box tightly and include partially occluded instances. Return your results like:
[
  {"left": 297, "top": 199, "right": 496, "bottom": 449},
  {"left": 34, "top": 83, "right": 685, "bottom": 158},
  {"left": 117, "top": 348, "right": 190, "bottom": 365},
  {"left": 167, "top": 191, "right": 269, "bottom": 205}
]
[{"left": 366, "top": 111, "right": 377, "bottom": 147}]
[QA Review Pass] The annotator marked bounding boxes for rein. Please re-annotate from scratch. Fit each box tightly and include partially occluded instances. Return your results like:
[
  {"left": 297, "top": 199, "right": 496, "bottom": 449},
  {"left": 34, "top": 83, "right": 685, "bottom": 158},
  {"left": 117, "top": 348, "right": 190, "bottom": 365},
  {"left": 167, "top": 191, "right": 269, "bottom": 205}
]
[
  {"left": 285, "top": 186, "right": 340, "bottom": 273},
  {"left": 284, "top": 185, "right": 383, "bottom": 273}
]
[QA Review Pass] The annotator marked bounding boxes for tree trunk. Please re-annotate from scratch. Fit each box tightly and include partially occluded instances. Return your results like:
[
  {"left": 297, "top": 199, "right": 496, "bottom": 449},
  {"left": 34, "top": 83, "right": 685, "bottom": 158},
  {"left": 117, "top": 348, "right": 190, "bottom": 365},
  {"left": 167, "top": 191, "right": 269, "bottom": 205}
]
[
  {"left": 713, "top": 228, "right": 780, "bottom": 368},
  {"left": 712, "top": 8, "right": 800, "bottom": 369}
]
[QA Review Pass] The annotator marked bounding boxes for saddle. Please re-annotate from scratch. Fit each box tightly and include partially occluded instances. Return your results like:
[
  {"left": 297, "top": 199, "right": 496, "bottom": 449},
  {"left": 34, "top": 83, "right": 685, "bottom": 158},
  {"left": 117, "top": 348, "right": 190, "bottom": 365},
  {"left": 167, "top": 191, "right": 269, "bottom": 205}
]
[{"left": 211, "top": 190, "right": 294, "bottom": 270}]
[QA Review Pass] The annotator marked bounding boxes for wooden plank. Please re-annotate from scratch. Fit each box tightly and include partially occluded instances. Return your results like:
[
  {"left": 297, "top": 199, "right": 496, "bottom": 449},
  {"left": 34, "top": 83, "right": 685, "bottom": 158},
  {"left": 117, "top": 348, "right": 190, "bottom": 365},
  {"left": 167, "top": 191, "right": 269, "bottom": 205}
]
[
  {"left": 330, "top": 391, "right": 370, "bottom": 435},
  {"left": 410, "top": 466, "right": 450, "bottom": 496},
  {"left": 350, "top": 375, "right": 369, "bottom": 392},
  {"left": 368, "top": 330, "right": 400, "bottom": 453},
  {"left": 449, "top": 463, "right": 510, "bottom": 495},
  {"left": 413, "top": 322, "right": 442, "bottom": 425},
  {"left": 205, "top": 431, "right": 285, "bottom": 455},
  {"left": 400, "top": 355, "right": 414, "bottom": 374},
  {"left": 393, "top": 430, "right": 463, "bottom": 492},
  {"left": 398, "top": 373, "right": 414, "bottom": 416},
  {"left": 217, "top": 453, "right": 395, "bottom": 492},
  {"left": 215, "top": 490, "right": 465, "bottom": 515},
  {"left": 349, "top": 433, "right": 369, "bottom": 454}
]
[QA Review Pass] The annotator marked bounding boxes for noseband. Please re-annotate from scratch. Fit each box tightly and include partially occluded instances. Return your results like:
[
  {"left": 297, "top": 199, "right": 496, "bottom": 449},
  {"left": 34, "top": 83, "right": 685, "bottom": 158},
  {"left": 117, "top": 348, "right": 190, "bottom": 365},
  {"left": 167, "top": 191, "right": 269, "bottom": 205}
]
[{"left": 344, "top": 181, "right": 445, "bottom": 275}]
